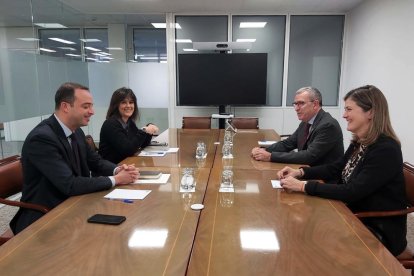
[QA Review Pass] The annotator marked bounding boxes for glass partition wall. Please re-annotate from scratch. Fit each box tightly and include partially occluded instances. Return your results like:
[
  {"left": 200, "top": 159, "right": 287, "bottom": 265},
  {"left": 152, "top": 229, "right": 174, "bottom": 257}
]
[{"left": 0, "top": 0, "right": 168, "bottom": 158}]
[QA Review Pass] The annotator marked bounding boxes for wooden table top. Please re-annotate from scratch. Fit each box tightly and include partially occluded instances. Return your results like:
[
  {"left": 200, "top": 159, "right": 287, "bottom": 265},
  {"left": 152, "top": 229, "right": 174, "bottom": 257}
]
[
  {"left": 0, "top": 129, "right": 408, "bottom": 275},
  {"left": 122, "top": 128, "right": 220, "bottom": 168},
  {"left": 214, "top": 129, "right": 304, "bottom": 170},
  {"left": 0, "top": 167, "right": 210, "bottom": 275},
  {"left": 187, "top": 167, "right": 408, "bottom": 276}
]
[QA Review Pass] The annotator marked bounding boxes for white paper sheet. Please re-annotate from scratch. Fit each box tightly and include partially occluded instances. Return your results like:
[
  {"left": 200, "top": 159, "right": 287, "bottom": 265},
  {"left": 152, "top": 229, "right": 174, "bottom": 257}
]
[
  {"left": 166, "top": 148, "right": 179, "bottom": 153},
  {"left": 134, "top": 174, "right": 170, "bottom": 184},
  {"left": 104, "top": 189, "right": 151, "bottom": 200},
  {"left": 271, "top": 180, "right": 283, "bottom": 189}
]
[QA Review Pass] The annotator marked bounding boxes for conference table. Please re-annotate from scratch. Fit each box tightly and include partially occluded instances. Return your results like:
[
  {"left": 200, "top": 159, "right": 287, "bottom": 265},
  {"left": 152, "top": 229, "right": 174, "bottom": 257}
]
[{"left": 0, "top": 129, "right": 408, "bottom": 275}]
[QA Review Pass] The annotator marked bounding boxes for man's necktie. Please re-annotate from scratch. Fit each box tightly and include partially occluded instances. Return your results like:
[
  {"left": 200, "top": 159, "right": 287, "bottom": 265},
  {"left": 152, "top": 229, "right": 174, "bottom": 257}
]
[
  {"left": 69, "top": 133, "right": 81, "bottom": 175},
  {"left": 299, "top": 123, "right": 311, "bottom": 149}
]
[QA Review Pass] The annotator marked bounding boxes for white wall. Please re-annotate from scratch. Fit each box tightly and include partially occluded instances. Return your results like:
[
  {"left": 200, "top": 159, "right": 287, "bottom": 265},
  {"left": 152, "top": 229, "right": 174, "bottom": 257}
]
[{"left": 343, "top": 0, "right": 414, "bottom": 161}]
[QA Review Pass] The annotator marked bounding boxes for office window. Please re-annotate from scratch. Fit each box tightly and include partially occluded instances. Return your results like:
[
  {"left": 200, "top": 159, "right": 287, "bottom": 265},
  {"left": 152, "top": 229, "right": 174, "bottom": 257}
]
[
  {"left": 38, "top": 28, "right": 82, "bottom": 59},
  {"left": 175, "top": 16, "right": 228, "bottom": 54},
  {"left": 232, "top": 15, "right": 286, "bottom": 106},
  {"left": 83, "top": 28, "right": 109, "bottom": 63},
  {"left": 287, "top": 15, "right": 344, "bottom": 106},
  {"left": 132, "top": 28, "right": 166, "bottom": 63}
]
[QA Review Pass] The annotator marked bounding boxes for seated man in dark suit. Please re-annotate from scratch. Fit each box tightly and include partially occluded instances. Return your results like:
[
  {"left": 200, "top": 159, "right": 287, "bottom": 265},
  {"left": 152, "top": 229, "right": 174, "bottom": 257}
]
[
  {"left": 10, "top": 82, "right": 139, "bottom": 234},
  {"left": 251, "top": 87, "right": 343, "bottom": 166}
]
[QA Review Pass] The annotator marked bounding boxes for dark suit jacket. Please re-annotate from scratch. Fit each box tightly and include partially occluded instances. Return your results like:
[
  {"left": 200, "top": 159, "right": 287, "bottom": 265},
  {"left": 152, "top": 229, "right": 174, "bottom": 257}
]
[
  {"left": 303, "top": 135, "right": 407, "bottom": 256},
  {"left": 266, "top": 109, "right": 343, "bottom": 166},
  {"left": 10, "top": 115, "right": 116, "bottom": 234},
  {"left": 99, "top": 116, "right": 152, "bottom": 164}
]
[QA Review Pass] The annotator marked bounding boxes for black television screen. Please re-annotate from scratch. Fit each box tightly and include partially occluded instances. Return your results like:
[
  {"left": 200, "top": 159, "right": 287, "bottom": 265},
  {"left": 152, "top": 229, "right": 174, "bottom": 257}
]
[{"left": 177, "top": 53, "right": 267, "bottom": 106}]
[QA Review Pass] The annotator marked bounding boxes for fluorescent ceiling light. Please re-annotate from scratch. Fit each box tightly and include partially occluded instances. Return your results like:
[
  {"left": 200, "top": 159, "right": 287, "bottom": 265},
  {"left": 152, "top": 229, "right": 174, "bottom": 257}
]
[
  {"left": 80, "top": 39, "right": 101, "bottom": 43},
  {"left": 183, "top": 48, "right": 198, "bottom": 52},
  {"left": 160, "top": 60, "right": 167, "bottom": 63},
  {"left": 65, "top": 54, "right": 81, "bottom": 57},
  {"left": 106, "top": 47, "right": 123, "bottom": 50},
  {"left": 129, "top": 60, "right": 138, "bottom": 63},
  {"left": 58, "top": 47, "right": 76, "bottom": 51},
  {"left": 151, "top": 23, "right": 181, "bottom": 29},
  {"left": 39, "top": 48, "right": 56, "bottom": 53},
  {"left": 101, "top": 56, "right": 114, "bottom": 60},
  {"left": 86, "top": 57, "right": 98, "bottom": 61},
  {"left": 91, "top": 52, "right": 108, "bottom": 57},
  {"left": 240, "top": 22, "right": 267, "bottom": 28},
  {"left": 99, "top": 52, "right": 111, "bottom": 56},
  {"left": 152, "top": 23, "right": 166, "bottom": 28},
  {"left": 16, "top": 38, "right": 39, "bottom": 41},
  {"left": 236, "top": 38, "right": 256, "bottom": 43},
  {"left": 176, "top": 39, "right": 192, "bottom": 43},
  {"left": 84, "top": 46, "right": 101, "bottom": 51},
  {"left": 35, "top": 23, "right": 67, "bottom": 28},
  {"left": 140, "top": 56, "right": 159, "bottom": 60},
  {"left": 134, "top": 54, "right": 144, "bottom": 59},
  {"left": 48, "top": 37, "right": 76, "bottom": 44}
]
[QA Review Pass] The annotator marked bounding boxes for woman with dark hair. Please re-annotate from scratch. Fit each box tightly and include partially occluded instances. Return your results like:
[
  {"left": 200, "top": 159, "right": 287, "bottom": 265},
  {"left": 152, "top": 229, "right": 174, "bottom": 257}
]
[
  {"left": 278, "top": 85, "right": 411, "bottom": 258},
  {"left": 99, "top": 87, "right": 159, "bottom": 163}
]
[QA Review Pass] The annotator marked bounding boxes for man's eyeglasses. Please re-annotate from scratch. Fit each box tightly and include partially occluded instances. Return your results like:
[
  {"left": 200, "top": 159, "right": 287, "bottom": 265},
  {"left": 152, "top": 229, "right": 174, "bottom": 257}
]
[{"left": 292, "top": 100, "right": 314, "bottom": 107}]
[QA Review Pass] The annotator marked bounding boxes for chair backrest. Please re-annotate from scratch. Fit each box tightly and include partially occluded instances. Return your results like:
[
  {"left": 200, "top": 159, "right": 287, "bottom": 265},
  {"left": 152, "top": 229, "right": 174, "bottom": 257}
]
[
  {"left": 85, "top": 135, "right": 98, "bottom": 151},
  {"left": 231, "top": 117, "right": 259, "bottom": 129},
  {"left": 404, "top": 162, "right": 414, "bottom": 206},
  {"left": 0, "top": 155, "right": 20, "bottom": 166},
  {"left": 182, "top": 116, "right": 211, "bottom": 129},
  {"left": 0, "top": 157, "right": 23, "bottom": 199}
]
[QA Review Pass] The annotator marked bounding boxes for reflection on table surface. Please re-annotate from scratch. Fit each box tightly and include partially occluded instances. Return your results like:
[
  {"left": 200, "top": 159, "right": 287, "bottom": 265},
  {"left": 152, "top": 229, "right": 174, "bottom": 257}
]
[
  {"left": 188, "top": 167, "right": 408, "bottom": 276},
  {"left": 0, "top": 168, "right": 210, "bottom": 275}
]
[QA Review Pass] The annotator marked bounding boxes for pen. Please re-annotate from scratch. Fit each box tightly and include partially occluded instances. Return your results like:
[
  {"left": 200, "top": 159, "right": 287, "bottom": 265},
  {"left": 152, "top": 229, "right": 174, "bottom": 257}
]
[{"left": 107, "top": 198, "right": 134, "bottom": 203}]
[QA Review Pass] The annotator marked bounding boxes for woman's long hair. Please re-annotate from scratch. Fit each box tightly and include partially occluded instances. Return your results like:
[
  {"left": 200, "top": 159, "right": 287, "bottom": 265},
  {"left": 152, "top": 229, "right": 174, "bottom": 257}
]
[
  {"left": 106, "top": 87, "right": 139, "bottom": 121},
  {"left": 344, "top": 85, "right": 399, "bottom": 146}
]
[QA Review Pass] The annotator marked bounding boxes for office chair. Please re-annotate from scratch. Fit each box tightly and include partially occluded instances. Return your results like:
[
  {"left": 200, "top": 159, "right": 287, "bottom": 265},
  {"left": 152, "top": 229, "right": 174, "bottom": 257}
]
[
  {"left": 354, "top": 162, "right": 414, "bottom": 274},
  {"left": 182, "top": 116, "right": 211, "bottom": 129},
  {"left": 230, "top": 117, "right": 259, "bottom": 129},
  {"left": 0, "top": 156, "right": 49, "bottom": 245}
]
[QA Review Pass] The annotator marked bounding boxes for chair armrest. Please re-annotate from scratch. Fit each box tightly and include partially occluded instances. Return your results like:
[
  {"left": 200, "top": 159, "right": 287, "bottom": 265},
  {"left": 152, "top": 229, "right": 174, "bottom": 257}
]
[
  {"left": 0, "top": 198, "right": 50, "bottom": 213},
  {"left": 354, "top": 207, "right": 414, "bottom": 218},
  {"left": 399, "top": 259, "right": 414, "bottom": 269}
]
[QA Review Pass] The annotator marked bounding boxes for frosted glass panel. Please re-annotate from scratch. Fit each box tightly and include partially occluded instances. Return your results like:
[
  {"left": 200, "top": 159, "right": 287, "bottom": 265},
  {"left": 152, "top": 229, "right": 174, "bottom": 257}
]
[{"left": 287, "top": 15, "right": 344, "bottom": 106}]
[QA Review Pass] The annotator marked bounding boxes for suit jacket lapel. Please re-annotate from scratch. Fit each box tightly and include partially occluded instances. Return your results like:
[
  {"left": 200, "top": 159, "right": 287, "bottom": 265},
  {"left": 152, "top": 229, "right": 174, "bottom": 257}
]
[{"left": 45, "top": 115, "right": 80, "bottom": 175}]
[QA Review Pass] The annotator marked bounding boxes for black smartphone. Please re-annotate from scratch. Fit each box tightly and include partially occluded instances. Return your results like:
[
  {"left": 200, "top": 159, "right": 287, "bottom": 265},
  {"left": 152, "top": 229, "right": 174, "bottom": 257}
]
[
  {"left": 139, "top": 171, "right": 162, "bottom": 179},
  {"left": 87, "top": 214, "right": 126, "bottom": 225}
]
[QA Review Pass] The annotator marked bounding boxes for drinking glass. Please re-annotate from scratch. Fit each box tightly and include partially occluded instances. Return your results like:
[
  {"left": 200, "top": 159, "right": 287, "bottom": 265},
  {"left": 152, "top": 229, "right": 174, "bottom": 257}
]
[
  {"left": 221, "top": 169, "right": 233, "bottom": 187},
  {"left": 181, "top": 168, "right": 195, "bottom": 191},
  {"left": 222, "top": 142, "right": 233, "bottom": 159},
  {"left": 196, "top": 141, "right": 206, "bottom": 159}
]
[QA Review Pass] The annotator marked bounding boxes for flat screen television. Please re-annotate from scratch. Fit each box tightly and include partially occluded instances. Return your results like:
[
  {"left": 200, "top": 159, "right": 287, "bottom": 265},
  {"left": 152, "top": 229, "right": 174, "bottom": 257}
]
[{"left": 177, "top": 53, "right": 268, "bottom": 106}]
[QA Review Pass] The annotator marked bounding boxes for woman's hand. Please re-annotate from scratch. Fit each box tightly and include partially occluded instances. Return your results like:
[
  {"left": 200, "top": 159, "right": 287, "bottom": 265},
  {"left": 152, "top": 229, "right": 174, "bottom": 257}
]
[
  {"left": 280, "top": 176, "right": 306, "bottom": 193},
  {"left": 144, "top": 124, "right": 159, "bottom": 135}
]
